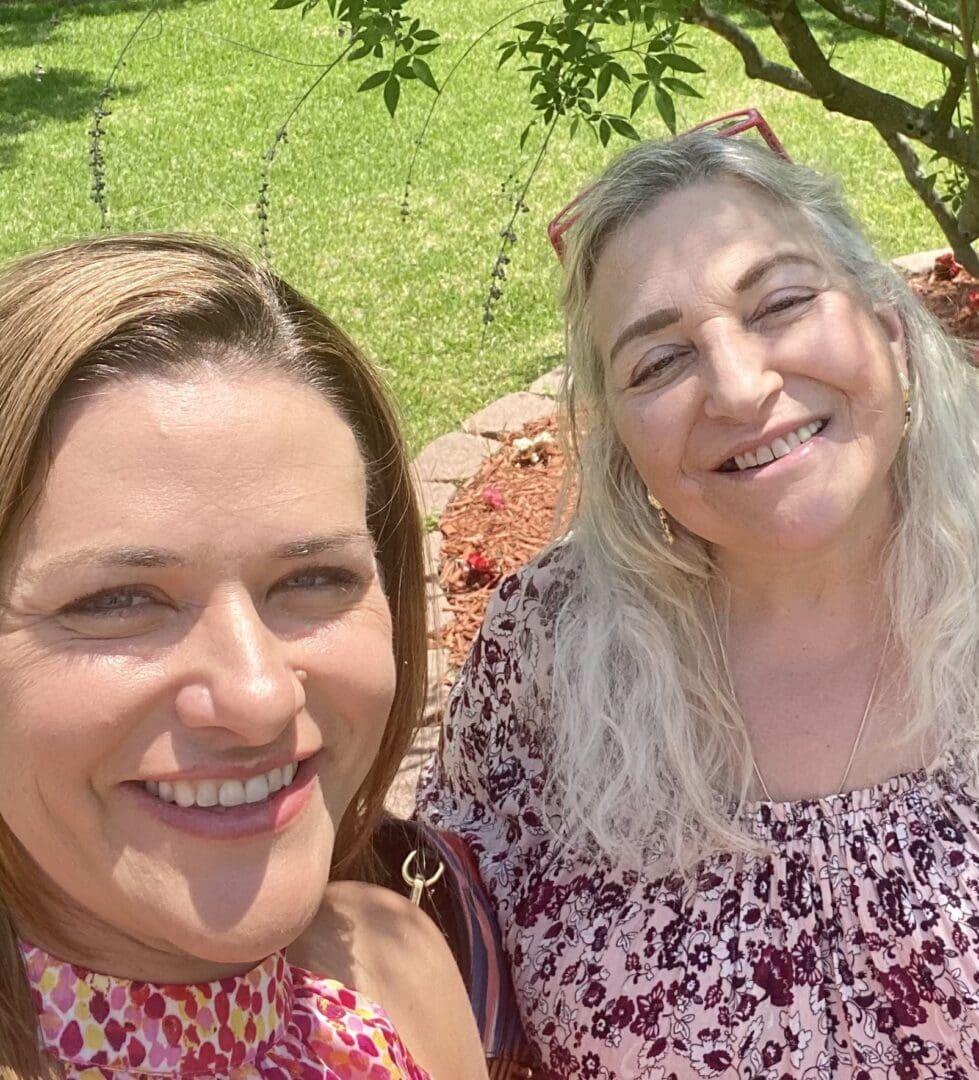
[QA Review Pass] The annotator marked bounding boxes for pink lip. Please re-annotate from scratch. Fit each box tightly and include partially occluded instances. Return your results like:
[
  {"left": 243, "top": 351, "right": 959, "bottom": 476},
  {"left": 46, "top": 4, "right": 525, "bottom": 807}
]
[
  {"left": 714, "top": 418, "right": 827, "bottom": 469},
  {"left": 129, "top": 754, "right": 319, "bottom": 840}
]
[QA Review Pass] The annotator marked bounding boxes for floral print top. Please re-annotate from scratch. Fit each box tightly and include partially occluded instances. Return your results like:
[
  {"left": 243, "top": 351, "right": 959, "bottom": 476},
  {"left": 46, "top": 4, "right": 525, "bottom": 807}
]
[
  {"left": 417, "top": 547, "right": 979, "bottom": 1079},
  {"left": 22, "top": 940, "right": 431, "bottom": 1079}
]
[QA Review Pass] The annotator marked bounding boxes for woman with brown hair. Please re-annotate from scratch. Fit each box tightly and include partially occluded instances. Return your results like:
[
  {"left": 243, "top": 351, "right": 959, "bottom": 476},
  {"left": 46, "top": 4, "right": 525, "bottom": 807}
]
[{"left": 0, "top": 233, "right": 486, "bottom": 1079}]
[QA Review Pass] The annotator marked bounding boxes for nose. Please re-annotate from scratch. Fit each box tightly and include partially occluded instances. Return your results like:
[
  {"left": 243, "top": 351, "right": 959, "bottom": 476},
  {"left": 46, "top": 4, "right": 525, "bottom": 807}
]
[
  {"left": 700, "top": 324, "right": 782, "bottom": 422},
  {"left": 175, "top": 594, "right": 305, "bottom": 744}
]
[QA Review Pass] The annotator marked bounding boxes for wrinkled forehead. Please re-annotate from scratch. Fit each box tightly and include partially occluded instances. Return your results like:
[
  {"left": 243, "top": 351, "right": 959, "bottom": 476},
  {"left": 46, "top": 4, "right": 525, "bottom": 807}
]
[{"left": 594, "top": 177, "right": 826, "bottom": 287}]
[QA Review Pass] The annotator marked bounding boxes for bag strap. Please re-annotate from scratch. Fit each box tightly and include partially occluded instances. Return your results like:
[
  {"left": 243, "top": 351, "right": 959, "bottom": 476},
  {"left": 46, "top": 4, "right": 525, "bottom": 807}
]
[{"left": 371, "top": 815, "right": 536, "bottom": 1076}]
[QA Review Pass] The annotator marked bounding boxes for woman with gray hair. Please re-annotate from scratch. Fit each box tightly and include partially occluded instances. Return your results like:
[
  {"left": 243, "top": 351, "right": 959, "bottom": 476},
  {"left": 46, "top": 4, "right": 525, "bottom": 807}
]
[{"left": 418, "top": 124, "right": 979, "bottom": 1077}]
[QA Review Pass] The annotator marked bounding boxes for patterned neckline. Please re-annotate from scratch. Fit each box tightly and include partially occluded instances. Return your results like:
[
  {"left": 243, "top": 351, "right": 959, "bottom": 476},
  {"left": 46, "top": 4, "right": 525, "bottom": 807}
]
[{"left": 21, "top": 940, "right": 291, "bottom": 1073}]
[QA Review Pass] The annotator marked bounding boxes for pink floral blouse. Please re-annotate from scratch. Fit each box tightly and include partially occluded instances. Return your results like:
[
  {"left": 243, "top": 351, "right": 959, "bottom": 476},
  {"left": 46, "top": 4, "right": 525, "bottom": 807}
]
[
  {"left": 417, "top": 547, "right": 979, "bottom": 1079},
  {"left": 22, "top": 940, "right": 431, "bottom": 1079}
]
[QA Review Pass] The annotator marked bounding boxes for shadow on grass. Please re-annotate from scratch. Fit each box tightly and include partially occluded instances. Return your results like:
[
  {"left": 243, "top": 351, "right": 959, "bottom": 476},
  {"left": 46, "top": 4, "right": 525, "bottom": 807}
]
[
  {"left": 0, "top": 1, "right": 210, "bottom": 170},
  {"left": 0, "top": 1, "right": 211, "bottom": 50},
  {"left": 0, "top": 68, "right": 137, "bottom": 174}
]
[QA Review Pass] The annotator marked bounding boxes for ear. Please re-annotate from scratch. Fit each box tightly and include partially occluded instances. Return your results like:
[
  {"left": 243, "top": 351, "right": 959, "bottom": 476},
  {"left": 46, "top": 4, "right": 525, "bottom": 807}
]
[{"left": 874, "top": 302, "right": 908, "bottom": 380}]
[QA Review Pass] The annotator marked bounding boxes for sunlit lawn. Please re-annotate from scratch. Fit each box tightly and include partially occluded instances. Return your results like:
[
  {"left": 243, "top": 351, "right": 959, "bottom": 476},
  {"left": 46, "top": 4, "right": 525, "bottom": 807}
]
[{"left": 0, "top": 0, "right": 946, "bottom": 448}]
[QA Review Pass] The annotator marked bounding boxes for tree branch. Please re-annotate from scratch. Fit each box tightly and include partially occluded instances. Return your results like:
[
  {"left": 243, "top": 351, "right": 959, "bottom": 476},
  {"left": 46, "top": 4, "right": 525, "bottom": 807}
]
[
  {"left": 891, "top": 0, "right": 963, "bottom": 44},
  {"left": 754, "top": 1, "right": 979, "bottom": 170},
  {"left": 682, "top": 1, "right": 814, "bottom": 96},
  {"left": 810, "top": 0, "right": 963, "bottom": 74},
  {"left": 935, "top": 60, "right": 967, "bottom": 134},
  {"left": 875, "top": 126, "right": 979, "bottom": 274}
]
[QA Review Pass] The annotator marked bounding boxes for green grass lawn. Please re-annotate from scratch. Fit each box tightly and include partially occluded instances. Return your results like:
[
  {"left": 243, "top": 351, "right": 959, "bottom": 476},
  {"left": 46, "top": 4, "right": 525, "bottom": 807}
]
[{"left": 0, "top": 0, "right": 947, "bottom": 449}]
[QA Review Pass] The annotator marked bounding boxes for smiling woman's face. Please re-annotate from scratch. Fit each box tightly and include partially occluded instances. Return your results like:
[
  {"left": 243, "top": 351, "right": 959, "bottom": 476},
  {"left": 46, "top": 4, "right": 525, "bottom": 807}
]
[
  {"left": 0, "top": 372, "right": 396, "bottom": 980},
  {"left": 592, "top": 177, "right": 908, "bottom": 557}
]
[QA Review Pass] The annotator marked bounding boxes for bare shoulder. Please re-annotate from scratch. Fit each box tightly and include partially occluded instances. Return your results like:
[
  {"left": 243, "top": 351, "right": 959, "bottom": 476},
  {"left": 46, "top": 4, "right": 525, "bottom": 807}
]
[{"left": 290, "top": 881, "right": 488, "bottom": 1080}]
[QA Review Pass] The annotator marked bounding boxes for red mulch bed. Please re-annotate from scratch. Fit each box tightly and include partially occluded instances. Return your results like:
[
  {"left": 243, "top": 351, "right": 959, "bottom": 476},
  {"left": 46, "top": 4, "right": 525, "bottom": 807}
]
[
  {"left": 436, "top": 417, "right": 571, "bottom": 666},
  {"left": 434, "top": 254, "right": 979, "bottom": 672}
]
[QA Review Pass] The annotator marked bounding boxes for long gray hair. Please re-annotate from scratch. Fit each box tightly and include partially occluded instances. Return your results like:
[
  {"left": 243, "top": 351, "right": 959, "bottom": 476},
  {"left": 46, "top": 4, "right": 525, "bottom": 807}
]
[{"left": 549, "top": 133, "right": 979, "bottom": 872}]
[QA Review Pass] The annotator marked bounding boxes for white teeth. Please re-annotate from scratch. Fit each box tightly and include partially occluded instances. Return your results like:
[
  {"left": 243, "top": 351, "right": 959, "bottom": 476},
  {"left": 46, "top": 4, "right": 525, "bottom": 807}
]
[
  {"left": 196, "top": 780, "right": 219, "bottom": 807},
  {"left": 770, "top": 437, "right": 791, "bottom": 459},
  {"left": 244, "top": 775, "right": 270, "bottom": 804},
  {"left": 174, "top": 781, "right": 197, "bottom": 808},
  {"left": 218, "top": 780, "right": 245, "bottom": 807},
  {"left": 144, "top": 762, "right": 300, "bottom": 810},
  {"left": 732, "top": 421, "right": 824, "bottom": 471}
]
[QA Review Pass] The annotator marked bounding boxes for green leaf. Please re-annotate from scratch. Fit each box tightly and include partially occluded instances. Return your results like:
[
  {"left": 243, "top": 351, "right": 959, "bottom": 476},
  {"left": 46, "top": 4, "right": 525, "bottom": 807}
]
[
  {"left": 411, "top": 56, "right": 438, "bottom": 92},
  {"left": 662, "top": 76, "right": 700, "bottom": 98},
  {"left": 519, "top": 121, "right": 535, "bottom": 151},
  {"left": 358, "top": 69, "right": 390, "bottom": 92},
  {"left": 514, "top": 20, "right": 545, "bottom": 32},
  {"left": 607, "top": 61, "right": 630, "bottom": 85},
  {"left": 630, "top": 80, "right": 650, "bottom": 116},
  {"left": 596, "top": 65, "right": 612, "bottom": 100},
  {"left": 498, "top": 42, "right": 517, "bottom": 67},
  {"left": 599, "top": 116, "right": 611, "bottom": 146},
  {"left": 384, "top": 75, "right": 401, "bottom": 117},
  {"left": 392, "top": 55, "right": 414, "bottom": 78},
  {"left": 271, "top": 0, "right": 307, "bottom": 8},
  {"left": 569, "top": 115, "right": 580, "bottom": 139},
  {"left": 608, "top": 114, "right": 640, "bottom": 140},
  {"left": 654, "top": 85, "right": 675, "bottom": 133},
  {"left": 413, "top": 28, "right": 439, "bottom": 41},
  {"left": 661, "top": 52, "right": 705, "bottom": 74}
]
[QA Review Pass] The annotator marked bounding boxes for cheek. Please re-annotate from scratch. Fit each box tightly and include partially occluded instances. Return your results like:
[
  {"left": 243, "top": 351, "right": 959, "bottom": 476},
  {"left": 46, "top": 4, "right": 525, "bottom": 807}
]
[
  {"left": 611, "top": 391, "right": 692, "bottom": 489},
  {"left": 308, "top": 612, "right": 397, "bottom": 764}
]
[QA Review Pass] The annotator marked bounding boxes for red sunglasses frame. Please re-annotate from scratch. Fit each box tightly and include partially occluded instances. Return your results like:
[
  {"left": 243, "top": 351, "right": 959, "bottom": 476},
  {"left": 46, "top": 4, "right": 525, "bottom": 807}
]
[{"left": 546, "top": 107, "right": 790, "bottom": 261}]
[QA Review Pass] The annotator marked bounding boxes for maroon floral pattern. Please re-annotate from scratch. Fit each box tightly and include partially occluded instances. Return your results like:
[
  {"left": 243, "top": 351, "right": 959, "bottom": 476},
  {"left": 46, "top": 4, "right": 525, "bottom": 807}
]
[{"left": 417, "top": 547, "right": 979, "bottom": 1079}]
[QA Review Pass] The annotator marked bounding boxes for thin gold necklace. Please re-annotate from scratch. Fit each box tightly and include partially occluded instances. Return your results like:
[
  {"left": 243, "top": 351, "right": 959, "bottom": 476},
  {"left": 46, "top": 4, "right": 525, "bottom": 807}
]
[{"left": 706, "top": 589, "right": 892, "bottom": 802}]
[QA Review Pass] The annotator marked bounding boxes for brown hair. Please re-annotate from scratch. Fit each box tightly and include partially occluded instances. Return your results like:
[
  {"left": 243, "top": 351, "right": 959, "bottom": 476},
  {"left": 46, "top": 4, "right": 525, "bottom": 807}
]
[{"left": 0, "top": 233, "right": 427, "bottom": 1077}]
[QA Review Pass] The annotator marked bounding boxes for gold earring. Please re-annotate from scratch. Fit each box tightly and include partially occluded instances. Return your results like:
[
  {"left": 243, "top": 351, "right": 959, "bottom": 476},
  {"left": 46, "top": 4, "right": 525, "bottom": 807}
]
[
  {"left": 900, "top": 373, "right": 912, "bottom": 438},
  {"left": 647, "top": 492, "right": 675, "bottom": 545}
]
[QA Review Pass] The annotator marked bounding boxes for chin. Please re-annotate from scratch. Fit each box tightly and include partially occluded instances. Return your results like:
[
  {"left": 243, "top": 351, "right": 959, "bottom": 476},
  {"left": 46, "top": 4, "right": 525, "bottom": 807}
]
[
  {"left": 158, "top": 891, "right": 323, "bottom": 968},
  {"left": 137, "top": 850, "right": 331, "bottom": 967}
]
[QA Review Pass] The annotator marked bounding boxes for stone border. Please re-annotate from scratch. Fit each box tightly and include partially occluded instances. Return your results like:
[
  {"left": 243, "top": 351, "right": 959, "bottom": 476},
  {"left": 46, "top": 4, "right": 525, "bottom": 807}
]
[{"left": 384, "top": 375, "right": 561, "bottom": 815}]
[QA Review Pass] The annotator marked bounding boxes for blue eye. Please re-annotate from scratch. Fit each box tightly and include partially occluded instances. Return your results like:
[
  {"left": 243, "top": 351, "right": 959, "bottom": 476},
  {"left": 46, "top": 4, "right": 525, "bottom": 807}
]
[
  {"left": 275, "top": 566, "right": 368, "bottom": 593},
  {"left": 63, "top": 588, "right": 155, "bottom": 617}
]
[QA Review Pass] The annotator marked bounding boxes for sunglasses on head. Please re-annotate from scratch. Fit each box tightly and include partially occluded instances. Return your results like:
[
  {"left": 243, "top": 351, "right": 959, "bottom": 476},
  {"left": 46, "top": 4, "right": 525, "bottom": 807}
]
[{"left": 546, "top": 108, "right": 790, "bottom": 262}]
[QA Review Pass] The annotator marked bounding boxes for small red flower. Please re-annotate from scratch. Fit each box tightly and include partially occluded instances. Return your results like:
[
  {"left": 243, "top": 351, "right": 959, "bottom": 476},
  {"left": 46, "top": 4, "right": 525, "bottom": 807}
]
[
  {"left": 465, "top": 550, "right": 498, "bottom": 587},
  {"left": 933, "top": 252, "right": 963, "bottom": 280},
  {"left": 967, "top": 290, "right": 979, "bottom": 311},
  {"left": 482, "top": 485, "right": 505, "bottom": 511}
]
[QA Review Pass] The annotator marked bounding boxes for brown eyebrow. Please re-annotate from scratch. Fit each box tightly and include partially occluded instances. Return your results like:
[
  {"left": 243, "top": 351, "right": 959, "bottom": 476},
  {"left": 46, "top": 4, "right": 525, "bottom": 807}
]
[
  {"left": 271, "top": 532, "right": 374, "bottom": 560},
  {"left": 607, "top": 252, "right": 822, "bottom": 366},
  {"left": 27, "top": 530, "right": 375, "bottom": 580}
]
